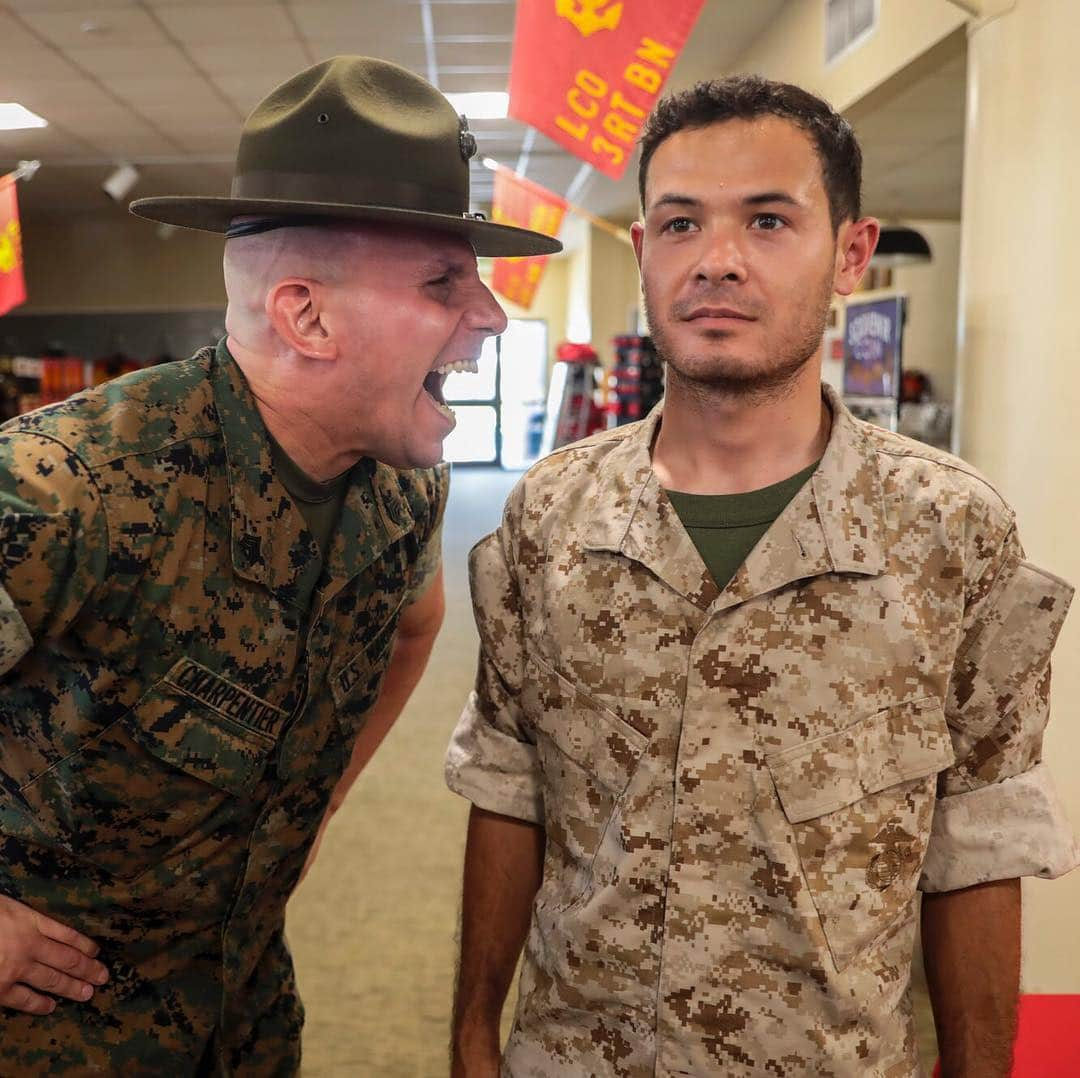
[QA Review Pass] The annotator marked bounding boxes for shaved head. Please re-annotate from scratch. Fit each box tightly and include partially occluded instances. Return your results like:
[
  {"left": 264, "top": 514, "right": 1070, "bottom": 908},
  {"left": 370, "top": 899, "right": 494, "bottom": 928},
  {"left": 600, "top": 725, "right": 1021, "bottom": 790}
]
[{"left": 223, "top": 221, "right": 361, "bottom": 348}]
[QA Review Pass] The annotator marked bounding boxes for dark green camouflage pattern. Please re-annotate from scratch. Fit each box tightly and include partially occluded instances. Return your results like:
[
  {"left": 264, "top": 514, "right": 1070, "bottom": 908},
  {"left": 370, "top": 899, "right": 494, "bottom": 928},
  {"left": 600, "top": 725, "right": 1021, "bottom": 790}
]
[{"left": 0, "top": 340, "right": 447, "bottom": 1075}]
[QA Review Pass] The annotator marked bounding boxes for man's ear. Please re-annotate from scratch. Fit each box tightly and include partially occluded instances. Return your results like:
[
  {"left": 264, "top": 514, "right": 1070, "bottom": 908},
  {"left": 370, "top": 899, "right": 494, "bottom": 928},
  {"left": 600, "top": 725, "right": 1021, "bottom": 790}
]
[
  {"left": 630, "top": 220, "right": 645, "bottom": 269},
  {"left": 833, "top": 216, "right": 881, "bottom": 297},
  {"left": 265, "top": 278, "right": 336, "bottom": 360}
]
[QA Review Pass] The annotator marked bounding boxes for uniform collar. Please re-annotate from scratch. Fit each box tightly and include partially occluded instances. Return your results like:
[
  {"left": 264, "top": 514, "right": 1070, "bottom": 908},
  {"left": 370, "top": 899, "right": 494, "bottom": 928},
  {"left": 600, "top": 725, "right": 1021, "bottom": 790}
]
[
  {"left": 582, "top": 383, "right": 887, "bottom": 611},
  {"left": 209, "top": 340, "right": 413, "bottom": 605}
]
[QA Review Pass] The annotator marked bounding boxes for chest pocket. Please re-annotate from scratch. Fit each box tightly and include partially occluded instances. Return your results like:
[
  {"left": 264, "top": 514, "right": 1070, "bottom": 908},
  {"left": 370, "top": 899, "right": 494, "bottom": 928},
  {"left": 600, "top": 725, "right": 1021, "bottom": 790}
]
[
  {"left": 15, "top": 661, "right": 277, "bottom": 881},
  {"left": 528, "top": 656, "right": 648, "bottom": 904},
  {"left": 766, "top": 697, "right": 955, "bottom": 970}
]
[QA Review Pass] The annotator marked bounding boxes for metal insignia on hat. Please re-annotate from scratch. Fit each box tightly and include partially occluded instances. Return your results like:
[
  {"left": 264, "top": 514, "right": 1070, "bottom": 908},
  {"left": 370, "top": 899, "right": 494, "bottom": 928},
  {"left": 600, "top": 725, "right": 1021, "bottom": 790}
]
[{"left": 459, "top": 115, "right": 477, "bottom": 161}]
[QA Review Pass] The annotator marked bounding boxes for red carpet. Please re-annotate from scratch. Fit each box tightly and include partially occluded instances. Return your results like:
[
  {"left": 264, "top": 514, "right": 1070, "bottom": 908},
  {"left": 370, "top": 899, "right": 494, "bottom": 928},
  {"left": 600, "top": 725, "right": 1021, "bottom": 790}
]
[{"left": 932, "top": 995, "right": 1080, "bottom": 1076}]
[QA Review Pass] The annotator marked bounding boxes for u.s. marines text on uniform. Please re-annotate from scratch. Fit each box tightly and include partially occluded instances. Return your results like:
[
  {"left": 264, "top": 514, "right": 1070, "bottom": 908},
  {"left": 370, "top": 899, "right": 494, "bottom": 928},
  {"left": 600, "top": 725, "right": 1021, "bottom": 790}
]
[{"left": 447, "top": 75, "right": 1076, "bottom": 1077}]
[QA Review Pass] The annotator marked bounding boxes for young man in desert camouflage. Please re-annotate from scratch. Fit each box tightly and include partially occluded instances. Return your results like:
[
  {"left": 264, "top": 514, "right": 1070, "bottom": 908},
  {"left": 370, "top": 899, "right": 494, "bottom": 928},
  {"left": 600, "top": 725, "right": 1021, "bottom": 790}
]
[
  {"left": 447, "top": 76, "right": 1077, "bottom": 1077},
  {"left": 0, "top": 56, "right": 556, "bottom": 1075}
]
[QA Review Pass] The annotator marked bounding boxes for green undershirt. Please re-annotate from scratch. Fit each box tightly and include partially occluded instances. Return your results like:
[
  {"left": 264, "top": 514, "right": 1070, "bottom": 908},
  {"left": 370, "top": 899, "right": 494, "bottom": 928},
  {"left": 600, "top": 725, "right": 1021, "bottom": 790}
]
[
  {"left": 268, "top": 436, "right": 352, "bottom": 559},
  {"left": 665, "top": 459, "right": 820, "bottom": 591}
]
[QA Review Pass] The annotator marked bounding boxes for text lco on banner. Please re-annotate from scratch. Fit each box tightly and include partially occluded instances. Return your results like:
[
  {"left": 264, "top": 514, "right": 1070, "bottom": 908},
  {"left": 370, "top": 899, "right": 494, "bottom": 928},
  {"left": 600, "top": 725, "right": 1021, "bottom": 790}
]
[
  {"left": 0, "top": 174, "right": 28, "bottom": 316},
  {"left": 509, "top": 0, "right": 706, "bottom": 180},
  {"left": 490, "top": 167, "right": 567, "bottom": 310}
]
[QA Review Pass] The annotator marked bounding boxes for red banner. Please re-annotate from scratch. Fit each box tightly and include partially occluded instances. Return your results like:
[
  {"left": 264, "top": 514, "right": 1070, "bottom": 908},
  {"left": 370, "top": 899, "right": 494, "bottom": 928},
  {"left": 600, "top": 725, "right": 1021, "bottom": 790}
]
[
  {"left": 0, "top": 174, "right": 27, "bottom": 317},
  {"left": 490, "top": 167, "right": 567, "bottom": 310},
  {"left": 509, "top": 0, "right": 706, "bottom": 180}
]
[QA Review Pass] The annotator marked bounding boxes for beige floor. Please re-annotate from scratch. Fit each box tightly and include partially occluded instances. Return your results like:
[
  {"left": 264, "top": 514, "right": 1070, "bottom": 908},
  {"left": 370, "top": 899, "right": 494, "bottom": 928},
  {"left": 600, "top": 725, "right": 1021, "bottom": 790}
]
[{"left": 286, "top": 468, "right": 939, "bottom": 1077}]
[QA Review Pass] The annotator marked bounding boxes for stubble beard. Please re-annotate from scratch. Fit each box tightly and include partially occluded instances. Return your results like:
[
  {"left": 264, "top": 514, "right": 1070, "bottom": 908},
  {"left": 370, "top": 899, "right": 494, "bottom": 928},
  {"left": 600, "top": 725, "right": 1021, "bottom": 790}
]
[{"left": 644, "top": 270, "right": 835, "bottom": 407}]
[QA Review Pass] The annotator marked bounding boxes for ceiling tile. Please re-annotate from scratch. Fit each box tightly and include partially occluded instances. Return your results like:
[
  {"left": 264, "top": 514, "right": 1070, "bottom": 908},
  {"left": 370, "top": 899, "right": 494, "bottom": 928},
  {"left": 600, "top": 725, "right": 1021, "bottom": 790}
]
[
  {"left": 170, "top": 128, "right": 244, "bottom": 155},
  {"left": 0, "top": 46, "right": 83, "bottom": 80},
  {"left": 288, "top": 2, "right": 421, "bottom": 40},
  {"left": 0, "top": 125, "right": 96, "bottom": 161},
  {"left": 18, "top": 7, "right": 168, "bottom": 49},
  {"left": 139, "top": 98, "right": 240, "bottom": 129},
  {"left": 107, "top": 75, "right": 234, "bottom": 109},
  {"left": 432, "top": 3, "right": 516, "bottom": 37},
  {"left": 14, "top": 78, "right": 116, "bottom": 113},
  {"left": 304, "top": 37, "right": 428, "bottom": 75},
  {"left": 0, "top": 10, "right": 46, "bottom": 50},
  {"left": 437, "top": 71, "right": 508, "bottom": 94},
  {"left": 81, "top": 131, "right": 187, "bottom": 159},
  {"left": 66, "top": 108, "right": 162, "bottom": 140},
  {"left": 64, "top": 43, "right": 197, "bottom": 77},
  {"left": 429, "top": 40, "right": 511, "bottom": 69},
  {"left": 186, "top": 40, "right": 310, "bottom": 77},
  {"left": 4, "top": 0, "right": 136, "bottom": 9},
  {"left": 153, "top": 4, "right": 296, "bottom": 45},
  {"left": 211, "top": 73, "right": 293, "bottom": 116}
]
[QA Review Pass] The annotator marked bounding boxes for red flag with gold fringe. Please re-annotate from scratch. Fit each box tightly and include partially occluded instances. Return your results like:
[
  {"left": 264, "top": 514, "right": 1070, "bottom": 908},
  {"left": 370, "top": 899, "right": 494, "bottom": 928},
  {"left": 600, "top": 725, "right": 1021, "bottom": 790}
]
[
  {"left": 509, "top": 0, "right": 706, "bottom": 180},
  {"left": 0, "top": 174, "right": 27, "bottom": 316},
  {"left": 490, "top": 166, "right": 567, "bottom": 310}
]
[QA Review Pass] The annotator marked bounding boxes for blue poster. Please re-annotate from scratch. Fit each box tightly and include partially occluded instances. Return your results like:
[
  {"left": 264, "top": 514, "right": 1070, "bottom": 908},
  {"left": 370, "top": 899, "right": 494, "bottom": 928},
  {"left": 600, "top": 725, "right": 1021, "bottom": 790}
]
[{"left": 843, "top": 296, "right": 904, "bottom": 398}]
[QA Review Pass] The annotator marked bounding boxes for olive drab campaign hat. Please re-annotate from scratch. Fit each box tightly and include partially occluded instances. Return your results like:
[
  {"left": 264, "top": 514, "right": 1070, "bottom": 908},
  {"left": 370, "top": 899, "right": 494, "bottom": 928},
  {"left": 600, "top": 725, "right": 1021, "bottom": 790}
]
[{"left": 130, "top": 56, "right": 561, "bottom": 258}]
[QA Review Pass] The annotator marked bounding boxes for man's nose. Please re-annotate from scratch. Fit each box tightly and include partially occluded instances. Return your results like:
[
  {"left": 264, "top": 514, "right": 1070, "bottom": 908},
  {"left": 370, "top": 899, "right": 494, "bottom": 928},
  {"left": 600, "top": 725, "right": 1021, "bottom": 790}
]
[
  {"left": 467, "top": 279, "right": 510, "bottom": 337},
  {"left": 693, "top": 231, "right": 748, "bottom": 285}
]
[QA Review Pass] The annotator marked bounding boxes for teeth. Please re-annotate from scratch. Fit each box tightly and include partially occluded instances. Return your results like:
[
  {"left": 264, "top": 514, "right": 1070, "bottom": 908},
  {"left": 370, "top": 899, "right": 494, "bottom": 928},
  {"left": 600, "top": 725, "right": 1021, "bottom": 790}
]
[
  {"left": 432, "top": 400, "right": 456, "bottom": 426},
  {"left": 432, "top": 358, "right": 479, "bottom": 376}
]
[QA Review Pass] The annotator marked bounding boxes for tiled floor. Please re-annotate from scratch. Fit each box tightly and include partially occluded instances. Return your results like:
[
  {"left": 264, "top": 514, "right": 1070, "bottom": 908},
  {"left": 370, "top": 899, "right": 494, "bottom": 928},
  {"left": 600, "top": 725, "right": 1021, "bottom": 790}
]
[{"left": 286, "top": 466, "right": 939, "bottom": 1076}]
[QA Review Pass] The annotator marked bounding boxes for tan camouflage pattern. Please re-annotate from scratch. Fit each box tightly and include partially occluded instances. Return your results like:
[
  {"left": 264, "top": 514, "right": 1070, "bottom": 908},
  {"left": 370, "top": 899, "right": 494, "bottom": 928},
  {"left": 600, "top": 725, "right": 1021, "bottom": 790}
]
[
  {"left": 446, "top": 384, "right": 1076, "bottom": 1077},
  {"left": 0, "top": 340, "right": 447, "bottom": 1075}
]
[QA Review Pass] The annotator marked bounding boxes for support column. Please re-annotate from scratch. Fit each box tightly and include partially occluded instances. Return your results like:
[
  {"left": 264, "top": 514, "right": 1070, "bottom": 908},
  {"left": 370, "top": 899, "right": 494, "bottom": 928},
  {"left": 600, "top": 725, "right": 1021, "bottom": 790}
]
[{"left": 955, "top": 0, "right": 1080, "bottom": 990}]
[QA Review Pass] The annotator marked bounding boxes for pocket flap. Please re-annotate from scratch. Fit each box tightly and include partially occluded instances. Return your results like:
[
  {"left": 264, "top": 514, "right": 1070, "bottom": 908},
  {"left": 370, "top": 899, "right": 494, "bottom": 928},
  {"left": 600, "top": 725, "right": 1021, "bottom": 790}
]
[
  {"left": 531, "top": 657, "right": 648, "bottom": 795},
  {"left": 124, "top": 664, "right": 277, "bottom": 796},
  {"left": 767, "top": 697, "right": 955, "bottom": 824}
]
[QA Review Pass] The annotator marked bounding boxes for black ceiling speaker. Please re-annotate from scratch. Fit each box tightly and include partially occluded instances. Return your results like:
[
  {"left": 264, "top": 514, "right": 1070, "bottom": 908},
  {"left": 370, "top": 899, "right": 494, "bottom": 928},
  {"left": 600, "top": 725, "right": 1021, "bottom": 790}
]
[{"left": 871, "top": 226, "right": 933, "bottom": 267}]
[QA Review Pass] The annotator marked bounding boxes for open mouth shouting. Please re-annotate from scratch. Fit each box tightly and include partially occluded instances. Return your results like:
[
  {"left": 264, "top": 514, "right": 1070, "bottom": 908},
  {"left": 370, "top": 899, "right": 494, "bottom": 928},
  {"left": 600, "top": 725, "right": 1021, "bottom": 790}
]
[{"left": 422, "top": 357, "right": 480, "bottom": 429}]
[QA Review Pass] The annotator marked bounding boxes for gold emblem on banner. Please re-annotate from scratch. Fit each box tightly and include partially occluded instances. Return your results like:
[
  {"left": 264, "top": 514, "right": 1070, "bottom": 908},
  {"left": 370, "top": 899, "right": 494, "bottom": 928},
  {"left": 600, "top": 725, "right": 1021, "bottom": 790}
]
[
  {"left": 0, "top": 219, "right": 21, "bottom": 275},
  {"left": 556, "top": 0, "right": 624, "bottom": 38}
]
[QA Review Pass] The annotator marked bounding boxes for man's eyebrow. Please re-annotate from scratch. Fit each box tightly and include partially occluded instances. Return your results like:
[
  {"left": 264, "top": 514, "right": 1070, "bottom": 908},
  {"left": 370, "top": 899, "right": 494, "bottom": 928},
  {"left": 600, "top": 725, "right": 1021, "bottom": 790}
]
[
  {"left": 744, "top": 191, "right": 803, "bottom": 208},
  {"left": 648, "top": 193, "right": 702, "bottom": 212}
]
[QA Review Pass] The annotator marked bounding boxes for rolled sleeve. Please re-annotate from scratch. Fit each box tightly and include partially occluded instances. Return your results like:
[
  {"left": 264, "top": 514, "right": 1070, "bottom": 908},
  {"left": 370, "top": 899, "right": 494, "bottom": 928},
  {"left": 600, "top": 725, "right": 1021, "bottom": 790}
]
[
  {"left": 920, "top": 763, "right": 1080, "bottom": 891},
  {"left": 923, "top": 521, "right": 1077, "bottom": 891},
  {"left": 444, "top": 499, "right": 543, "bottom": 825},
  {"left": 445, "top": 689, "right": 543, "bottom": 824}
]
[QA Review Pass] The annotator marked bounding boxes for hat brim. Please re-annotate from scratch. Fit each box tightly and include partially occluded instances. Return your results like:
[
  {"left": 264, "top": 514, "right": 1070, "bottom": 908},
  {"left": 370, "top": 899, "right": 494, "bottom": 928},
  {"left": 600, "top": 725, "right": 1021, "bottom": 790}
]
[{"left": 129, "top": 196, "right": 561, "bottom": 257}]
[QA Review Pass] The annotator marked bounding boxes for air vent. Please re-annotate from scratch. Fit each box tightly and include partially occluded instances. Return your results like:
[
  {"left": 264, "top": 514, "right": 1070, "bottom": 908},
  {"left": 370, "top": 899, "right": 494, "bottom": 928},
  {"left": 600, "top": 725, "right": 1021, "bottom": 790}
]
[{"left": 826, "top": 0, "right": 878, "bottom": 64}]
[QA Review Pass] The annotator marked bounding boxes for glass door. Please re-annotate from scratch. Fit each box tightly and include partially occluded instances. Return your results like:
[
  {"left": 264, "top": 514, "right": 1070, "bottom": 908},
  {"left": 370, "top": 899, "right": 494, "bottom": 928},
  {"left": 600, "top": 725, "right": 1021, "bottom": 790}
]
[{"left": 441, "top": 319, "right": 547, "bottom": 468}]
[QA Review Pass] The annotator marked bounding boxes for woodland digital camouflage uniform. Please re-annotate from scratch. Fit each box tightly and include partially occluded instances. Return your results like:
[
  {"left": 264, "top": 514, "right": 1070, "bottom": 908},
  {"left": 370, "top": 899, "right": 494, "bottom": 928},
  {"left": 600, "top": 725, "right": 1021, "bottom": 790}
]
[
  {"left": 446, "top": 385, "right": 1078, "bottom": 1077},
  {"left": 0, "top": 339, "right": 446, "bottom": 1075}
]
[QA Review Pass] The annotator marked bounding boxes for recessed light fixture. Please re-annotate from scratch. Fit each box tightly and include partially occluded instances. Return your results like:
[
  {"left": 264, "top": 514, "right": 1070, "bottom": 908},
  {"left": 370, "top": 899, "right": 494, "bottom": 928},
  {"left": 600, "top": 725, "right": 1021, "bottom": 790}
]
[
  {"left": 444, "top": 92, "right": 508, "bottom": 120},
  {"left": 0, "top": 104, "right": 48, "bottom": 132},
  {"left": 481, "top": 157, "right": 500, "bottom": 171}
]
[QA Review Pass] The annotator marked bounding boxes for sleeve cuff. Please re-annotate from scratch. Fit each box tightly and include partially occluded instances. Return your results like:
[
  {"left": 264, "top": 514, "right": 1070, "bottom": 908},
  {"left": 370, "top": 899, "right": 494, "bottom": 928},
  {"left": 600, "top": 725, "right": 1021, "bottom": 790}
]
[
  {"left": 919, "top": 762, "right": 1080, "bottom": 892},
  {"left": 444, "top": 691, "right": 543, "bottom": 825}
]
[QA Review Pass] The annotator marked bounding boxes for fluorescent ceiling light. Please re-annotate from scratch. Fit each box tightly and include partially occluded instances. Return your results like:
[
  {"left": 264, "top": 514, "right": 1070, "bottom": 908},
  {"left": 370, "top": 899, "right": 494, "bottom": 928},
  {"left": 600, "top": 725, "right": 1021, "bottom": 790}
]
[
  {"left": 444, "top": 92, "right": 508, "bottom": 120},
  {"left": 0, "top": 104, "right": 48, "bottom": 131}
]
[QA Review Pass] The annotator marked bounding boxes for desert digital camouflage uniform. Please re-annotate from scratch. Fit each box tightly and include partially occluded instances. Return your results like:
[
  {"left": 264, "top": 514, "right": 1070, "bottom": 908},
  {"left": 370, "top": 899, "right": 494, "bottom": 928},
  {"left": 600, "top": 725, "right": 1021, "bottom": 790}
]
[
  {"left": 446, "top": 384, "right": 1078, "bottom": 1077},
  {"left": 0, "top": 339, "right": 446, "bottom": 1075}
]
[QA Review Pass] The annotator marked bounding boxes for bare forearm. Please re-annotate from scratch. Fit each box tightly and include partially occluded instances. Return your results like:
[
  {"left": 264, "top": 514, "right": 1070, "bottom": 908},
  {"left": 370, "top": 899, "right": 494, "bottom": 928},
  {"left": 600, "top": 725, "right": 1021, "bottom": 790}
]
[
  {"left": 921, "top": 878, "right": 1021, "bottom": 1078},
  {"left": 452, "top": 805, "right": 544, "bottom": 1074}
]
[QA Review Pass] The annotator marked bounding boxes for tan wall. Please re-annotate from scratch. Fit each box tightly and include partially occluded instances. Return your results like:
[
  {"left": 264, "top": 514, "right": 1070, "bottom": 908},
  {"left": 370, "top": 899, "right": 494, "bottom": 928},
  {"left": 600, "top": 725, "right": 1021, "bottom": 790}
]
[
  {"left": 20, "top": 214, "right": 226, "bottom": 313},
  {"left": 891, "top": 219, "right": 962, "bottom": 404},
  {"left": 482, "top": 255, "right": 569, "bottom": 369},
  {"left": 725, "top": 0, "right": 967, "bottom": 110},
  {"left": 955, "top": 0, "right": 1080, "bottom": 992},
  {"left": 588, "top": 225, "right": 642, "bottom": 368}
]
